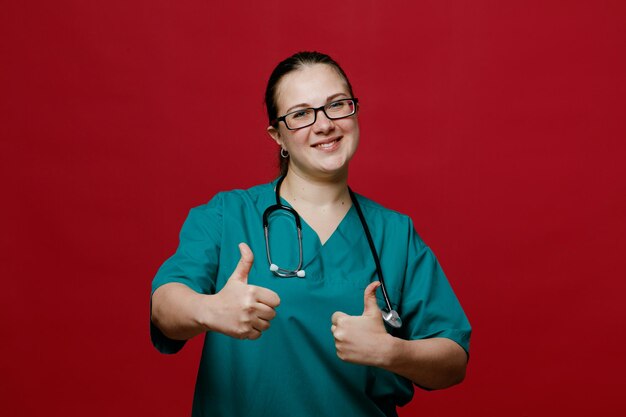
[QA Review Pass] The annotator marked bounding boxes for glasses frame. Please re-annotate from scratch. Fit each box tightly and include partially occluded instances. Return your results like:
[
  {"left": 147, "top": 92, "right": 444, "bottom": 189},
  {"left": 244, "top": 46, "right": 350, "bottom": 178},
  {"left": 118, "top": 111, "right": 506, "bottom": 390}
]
[{"left": 272, "top": 98, "right": 359, "bottom": 130}]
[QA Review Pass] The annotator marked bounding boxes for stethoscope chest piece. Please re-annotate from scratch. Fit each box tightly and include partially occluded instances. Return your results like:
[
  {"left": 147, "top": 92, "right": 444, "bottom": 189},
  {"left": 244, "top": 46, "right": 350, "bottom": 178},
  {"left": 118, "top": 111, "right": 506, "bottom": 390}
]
[{"left": 382, "top": 309, "right": 402, "bottom": 329}]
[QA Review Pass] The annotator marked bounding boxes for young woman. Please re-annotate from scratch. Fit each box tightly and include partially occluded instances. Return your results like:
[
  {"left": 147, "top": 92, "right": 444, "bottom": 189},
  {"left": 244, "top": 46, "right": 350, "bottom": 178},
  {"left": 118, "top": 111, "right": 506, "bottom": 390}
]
[{"left": 151, "top": 51, "right": 471, "bottom": 417}]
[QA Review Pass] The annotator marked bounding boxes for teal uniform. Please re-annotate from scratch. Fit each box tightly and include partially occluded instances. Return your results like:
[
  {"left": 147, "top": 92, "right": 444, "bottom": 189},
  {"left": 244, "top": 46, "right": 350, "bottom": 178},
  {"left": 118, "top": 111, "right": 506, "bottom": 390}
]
[{"left": 151, "top": 180, "right": 471, "bottom": 417}]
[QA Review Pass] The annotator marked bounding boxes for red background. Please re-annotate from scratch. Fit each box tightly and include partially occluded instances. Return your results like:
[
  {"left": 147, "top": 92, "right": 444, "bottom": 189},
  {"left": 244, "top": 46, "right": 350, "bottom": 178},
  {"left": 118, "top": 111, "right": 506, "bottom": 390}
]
[{"left": 2, "top": 1, "right": 625, "bottom": 416}]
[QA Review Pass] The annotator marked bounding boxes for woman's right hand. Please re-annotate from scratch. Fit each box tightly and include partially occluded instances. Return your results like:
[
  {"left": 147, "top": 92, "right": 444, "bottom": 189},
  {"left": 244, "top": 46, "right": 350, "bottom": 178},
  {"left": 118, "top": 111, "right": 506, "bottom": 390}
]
[
  {"left": 151, "top": 243, "right": 280, "bottom": 341},
  {"left": 203, "top": 242, "right": 281, "bottom": 340}
]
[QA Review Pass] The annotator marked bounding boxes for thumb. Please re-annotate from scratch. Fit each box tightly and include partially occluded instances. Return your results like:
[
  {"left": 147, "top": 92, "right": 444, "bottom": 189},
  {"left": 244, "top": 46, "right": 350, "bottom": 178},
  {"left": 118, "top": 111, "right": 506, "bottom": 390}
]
[
  {"left": 362, "top": 281, "right": 381, "bottom": 316},
  {"left": 230, "top": 242, "right": 254, "bottom": 283}
]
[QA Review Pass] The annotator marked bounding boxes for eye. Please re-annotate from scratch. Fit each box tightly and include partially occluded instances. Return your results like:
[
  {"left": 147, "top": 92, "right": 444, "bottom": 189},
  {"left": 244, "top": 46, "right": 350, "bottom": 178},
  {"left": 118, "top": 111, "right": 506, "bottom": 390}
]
[
  {"left": 327, "top": 100, "right": 346, "bottom": 112},
  {"left": 289, "top": 109, "right": 312, "bottom": 120}
]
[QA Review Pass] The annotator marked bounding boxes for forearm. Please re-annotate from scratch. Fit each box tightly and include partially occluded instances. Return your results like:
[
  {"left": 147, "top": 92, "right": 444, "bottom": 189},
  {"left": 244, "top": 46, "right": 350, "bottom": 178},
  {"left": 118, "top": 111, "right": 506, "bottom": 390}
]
[
  {"left": 151, "top": 283, "right": 212, "bottom": 340},
  {"left": 379, "top": 336, "right": 468, "bottom": 390}
]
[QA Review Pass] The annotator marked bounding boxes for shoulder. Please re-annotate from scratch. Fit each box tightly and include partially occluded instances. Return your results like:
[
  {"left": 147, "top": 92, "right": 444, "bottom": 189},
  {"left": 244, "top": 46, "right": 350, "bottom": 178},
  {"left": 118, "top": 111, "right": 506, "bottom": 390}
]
[
  {"left": 189, "top": 181, "right": 275, "bottom": 213},
  {"left": 353, "top": 191, "right": 411, "bottom": 225},
  {"left": 352, "top": 191, "right": 427, "bottom": 249}
]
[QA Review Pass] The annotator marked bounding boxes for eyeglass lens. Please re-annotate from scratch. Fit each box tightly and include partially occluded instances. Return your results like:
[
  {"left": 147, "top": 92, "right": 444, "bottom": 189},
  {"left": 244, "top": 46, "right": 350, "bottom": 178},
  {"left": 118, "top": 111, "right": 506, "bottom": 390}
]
[{"left": 285, "top": 99, "right": 356, "bottom": 129}]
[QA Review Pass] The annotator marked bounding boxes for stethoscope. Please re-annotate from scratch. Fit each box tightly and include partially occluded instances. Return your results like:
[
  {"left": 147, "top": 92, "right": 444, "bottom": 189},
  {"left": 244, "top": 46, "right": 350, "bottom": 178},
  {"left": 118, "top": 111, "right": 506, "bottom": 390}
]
[{"left": 262, "top": 176, "right": 402, "bottom": 328}]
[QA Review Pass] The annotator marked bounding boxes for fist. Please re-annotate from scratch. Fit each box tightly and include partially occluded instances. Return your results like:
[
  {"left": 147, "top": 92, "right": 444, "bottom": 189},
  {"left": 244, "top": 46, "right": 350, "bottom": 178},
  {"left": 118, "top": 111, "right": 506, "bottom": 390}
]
[
  {"left": 331, "top": 281, "right": 392, "bottom": 366},
  {"left": 209, "top": 243, "right": 281, "bottom": 340}
]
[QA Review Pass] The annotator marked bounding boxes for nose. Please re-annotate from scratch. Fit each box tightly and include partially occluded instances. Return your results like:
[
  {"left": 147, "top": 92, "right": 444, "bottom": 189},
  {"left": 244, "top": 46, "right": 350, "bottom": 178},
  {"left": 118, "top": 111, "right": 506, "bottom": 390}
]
[{"left": 311, "top": 108, "right": 335, "bottom": 133}]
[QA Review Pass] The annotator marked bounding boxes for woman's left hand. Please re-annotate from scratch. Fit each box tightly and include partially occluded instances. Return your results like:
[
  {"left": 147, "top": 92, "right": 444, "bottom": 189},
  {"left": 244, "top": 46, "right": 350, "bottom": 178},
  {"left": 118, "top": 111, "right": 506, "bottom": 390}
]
[{"left": 331, "top": 281, "right": 393, "bottom": 367}]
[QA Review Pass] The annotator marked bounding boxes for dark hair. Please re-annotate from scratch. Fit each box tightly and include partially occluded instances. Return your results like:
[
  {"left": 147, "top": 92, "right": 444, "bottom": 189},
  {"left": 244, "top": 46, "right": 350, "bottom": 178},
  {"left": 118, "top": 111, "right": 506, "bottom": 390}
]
[{"left": 265, "top": 51, "right": 354, "bottom": 177}]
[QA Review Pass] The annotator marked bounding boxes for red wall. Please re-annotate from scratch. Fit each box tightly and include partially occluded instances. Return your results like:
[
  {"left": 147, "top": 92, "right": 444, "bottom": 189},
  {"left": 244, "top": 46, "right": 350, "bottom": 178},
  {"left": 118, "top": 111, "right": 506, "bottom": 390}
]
[{"left": 2, "top": 1, "right": 625, "bottom": 415}]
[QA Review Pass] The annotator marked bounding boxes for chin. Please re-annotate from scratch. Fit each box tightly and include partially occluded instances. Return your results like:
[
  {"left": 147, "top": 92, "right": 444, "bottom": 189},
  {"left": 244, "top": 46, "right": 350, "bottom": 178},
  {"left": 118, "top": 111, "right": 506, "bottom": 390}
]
[{"left": 317, "top": 160, "right": 351, "bottom": 177}]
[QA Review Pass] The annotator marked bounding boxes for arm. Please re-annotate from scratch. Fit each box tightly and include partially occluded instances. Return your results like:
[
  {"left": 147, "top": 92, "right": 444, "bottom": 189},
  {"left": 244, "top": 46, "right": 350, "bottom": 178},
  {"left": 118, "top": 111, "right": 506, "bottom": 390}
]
[
  {"left": 151, "top": 282, "right": 214, "bottom": 341},
  {"left": 377, "top": 336, "right": 467, "bottom": 389},
  {"left": 331, "top": 282, "right": 468, "bottom": 390},
  {"left": 152, "top": 243, "right": 281, "bottom": 341}
]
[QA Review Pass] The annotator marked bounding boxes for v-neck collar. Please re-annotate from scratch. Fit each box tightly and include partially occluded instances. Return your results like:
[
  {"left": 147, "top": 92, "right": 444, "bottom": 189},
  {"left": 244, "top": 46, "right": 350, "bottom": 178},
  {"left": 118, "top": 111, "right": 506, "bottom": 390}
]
[
  {"left": 264, "top": 179, "right": 362, "bottom": 274},
  {"left": 269, "top": 176, "right": 358, "bottom": 247},
  {"left": 260, "top": 180, "right": 364, "bottom": 279},
  {"left": 278, "top": 195, "right": 356, "bottom": 247}
]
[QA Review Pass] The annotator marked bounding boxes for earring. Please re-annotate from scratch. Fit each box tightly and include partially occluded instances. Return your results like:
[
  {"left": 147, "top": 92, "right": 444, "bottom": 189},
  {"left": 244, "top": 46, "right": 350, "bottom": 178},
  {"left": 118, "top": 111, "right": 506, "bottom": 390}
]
[{"left": 281, "top": 148, "right": 289, "bottom": 158}]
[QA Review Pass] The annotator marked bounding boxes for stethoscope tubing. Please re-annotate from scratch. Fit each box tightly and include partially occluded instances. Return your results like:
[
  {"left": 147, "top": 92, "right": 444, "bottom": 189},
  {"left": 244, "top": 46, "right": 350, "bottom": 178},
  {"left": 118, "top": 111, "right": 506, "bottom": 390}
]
[
  {"left": 263, "top": 204, "right": 305, "bottom": 278},
  {"left": 263, "top": 176, "right": 402, "bottom": 328},
  {"left": 347, "top": 187, "right": 395, "bottom": 317}
]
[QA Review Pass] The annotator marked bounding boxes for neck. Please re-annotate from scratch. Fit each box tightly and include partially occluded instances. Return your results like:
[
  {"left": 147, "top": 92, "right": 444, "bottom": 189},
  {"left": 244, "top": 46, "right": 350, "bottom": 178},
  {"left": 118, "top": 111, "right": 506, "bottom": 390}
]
[{"left": 280, "top": 170, "right": 350, "bottom": 207}]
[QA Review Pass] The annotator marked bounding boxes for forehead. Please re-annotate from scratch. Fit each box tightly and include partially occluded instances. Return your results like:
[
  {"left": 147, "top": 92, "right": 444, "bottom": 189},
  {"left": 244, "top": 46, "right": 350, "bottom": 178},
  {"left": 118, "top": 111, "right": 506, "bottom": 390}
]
[{"left": 275, "top": 64, "right": 350, "bottom": 112}]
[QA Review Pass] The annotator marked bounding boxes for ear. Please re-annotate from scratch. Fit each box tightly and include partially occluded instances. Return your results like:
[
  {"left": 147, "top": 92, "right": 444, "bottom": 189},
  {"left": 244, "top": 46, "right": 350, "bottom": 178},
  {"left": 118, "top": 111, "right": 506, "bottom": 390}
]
[{"left": 267, "top": 125, "right": 283, "bottom": 148}]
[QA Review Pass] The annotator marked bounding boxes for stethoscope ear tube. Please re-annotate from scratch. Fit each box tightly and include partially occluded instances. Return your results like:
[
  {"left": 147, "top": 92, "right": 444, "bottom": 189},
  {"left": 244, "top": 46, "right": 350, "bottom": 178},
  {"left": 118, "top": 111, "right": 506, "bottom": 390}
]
[
  {"left": 264, "top": 217, "right": 305, "bottom": 278},
  {"left": 263, "top": 178, "right": 306, "bottom": 278}
]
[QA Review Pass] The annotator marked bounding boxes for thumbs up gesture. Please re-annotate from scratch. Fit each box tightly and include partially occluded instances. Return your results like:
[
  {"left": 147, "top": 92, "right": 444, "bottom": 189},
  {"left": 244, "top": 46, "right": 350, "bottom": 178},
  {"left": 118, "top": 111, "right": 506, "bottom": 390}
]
[
  {"left": 210, "top": 243, "right": 281, "bottom": 340},
  {"left": 331, "top": 282, "right": 392, "bottom": 366}
]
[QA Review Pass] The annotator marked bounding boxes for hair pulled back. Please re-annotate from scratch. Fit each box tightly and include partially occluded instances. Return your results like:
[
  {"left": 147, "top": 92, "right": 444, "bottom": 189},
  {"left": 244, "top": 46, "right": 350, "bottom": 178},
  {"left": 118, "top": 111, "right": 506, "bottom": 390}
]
[{"left": 265, "top": 51, "right": 354, "bottom": 177}]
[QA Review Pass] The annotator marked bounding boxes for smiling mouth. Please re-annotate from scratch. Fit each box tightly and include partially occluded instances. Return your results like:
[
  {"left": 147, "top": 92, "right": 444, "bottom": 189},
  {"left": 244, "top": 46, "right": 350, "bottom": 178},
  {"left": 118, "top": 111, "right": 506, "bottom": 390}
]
[{"left": 312, "top": 137, "right": 341, "bottom": 149}]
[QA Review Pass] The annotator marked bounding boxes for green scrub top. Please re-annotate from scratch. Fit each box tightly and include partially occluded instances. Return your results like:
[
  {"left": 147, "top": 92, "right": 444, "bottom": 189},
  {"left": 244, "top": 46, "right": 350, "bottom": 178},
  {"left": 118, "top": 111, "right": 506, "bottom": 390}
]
[{"left": 151, "top": 180, "right": 471, "bottom": 417}]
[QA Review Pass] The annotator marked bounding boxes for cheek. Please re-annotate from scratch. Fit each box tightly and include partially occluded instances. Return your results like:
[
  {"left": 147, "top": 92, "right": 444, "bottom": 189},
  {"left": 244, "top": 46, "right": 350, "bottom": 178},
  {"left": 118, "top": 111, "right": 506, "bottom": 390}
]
[
  {"left": 352, "top": 124, "right": 360, "bottom": 142},
  {"left": 342, "top": 117, "right": 359, "bottom": 135},
  {"left": 283, "top": 132, "right": 308, "bottom": 151},
  {"left": 344, "top": 122, "right": 360, "bottom": 147}
]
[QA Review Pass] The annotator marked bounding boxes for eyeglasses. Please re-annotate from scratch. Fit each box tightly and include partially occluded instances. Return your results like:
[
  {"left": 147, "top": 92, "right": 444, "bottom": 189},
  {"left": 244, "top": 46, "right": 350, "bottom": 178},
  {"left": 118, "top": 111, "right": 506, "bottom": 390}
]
[{"left": 273, "top": 98, "right": 359, "bottom": 130}]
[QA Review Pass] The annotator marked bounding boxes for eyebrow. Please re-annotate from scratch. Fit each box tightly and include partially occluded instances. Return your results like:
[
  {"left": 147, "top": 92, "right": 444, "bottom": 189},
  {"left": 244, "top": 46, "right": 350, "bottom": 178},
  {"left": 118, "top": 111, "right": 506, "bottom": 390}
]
[{"left": 284, "top": 93, "right": 349, "bottom": 114}]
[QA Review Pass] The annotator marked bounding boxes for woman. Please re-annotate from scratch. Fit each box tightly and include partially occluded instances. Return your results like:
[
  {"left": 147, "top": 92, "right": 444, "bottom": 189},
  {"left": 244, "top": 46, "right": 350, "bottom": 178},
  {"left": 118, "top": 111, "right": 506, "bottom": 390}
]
[{"left": 151, "top": 51, "right": 471, "bottom": 417}]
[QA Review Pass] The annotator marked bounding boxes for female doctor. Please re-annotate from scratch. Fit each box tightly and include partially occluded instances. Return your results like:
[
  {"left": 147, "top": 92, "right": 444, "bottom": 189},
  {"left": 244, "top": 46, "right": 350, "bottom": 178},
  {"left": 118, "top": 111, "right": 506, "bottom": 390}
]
[{"left": 150, "top": 51, "right": 471, "bottom": 417}]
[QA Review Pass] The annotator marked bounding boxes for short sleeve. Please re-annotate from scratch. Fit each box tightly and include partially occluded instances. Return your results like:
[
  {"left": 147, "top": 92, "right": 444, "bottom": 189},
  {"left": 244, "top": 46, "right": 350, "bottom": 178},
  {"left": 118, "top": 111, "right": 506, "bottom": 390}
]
[
  {"left": 399, "top": 220, "right": 471, "bottom": 355},
  {"left": 149, "top": 193, "right": 224, "bottom": 354}
]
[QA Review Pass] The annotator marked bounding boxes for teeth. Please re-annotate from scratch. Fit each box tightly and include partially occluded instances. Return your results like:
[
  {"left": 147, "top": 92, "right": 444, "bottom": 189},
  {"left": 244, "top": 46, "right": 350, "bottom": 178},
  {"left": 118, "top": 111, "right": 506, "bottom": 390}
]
[{"left": 316, "top": 140, "right": 337, "bottom": 148}]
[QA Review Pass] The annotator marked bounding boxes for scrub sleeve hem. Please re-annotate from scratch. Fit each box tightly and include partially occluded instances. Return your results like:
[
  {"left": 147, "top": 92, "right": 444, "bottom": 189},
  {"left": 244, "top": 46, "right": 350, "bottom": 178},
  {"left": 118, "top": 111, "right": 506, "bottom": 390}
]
[
  {"left": 421, "top": 329, "right": 471, "bottom": 357},
  {"left": 150, "top": 320, "right": 186, "bottom": 354}
]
